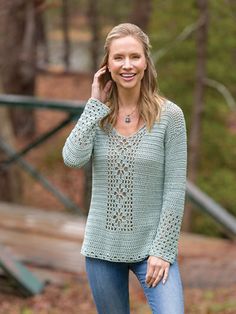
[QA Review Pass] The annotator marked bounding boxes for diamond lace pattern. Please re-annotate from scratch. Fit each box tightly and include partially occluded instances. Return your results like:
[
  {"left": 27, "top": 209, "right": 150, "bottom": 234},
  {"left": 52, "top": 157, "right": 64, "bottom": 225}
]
[{"left": 106, "top": 129, "right": 146, "bottom": 232}]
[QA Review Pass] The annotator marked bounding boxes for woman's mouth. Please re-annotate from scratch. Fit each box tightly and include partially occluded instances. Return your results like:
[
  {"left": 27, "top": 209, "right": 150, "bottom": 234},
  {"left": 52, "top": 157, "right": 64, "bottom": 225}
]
[{"left": 120, "top": 73, "right": 136, "bottom": 81}]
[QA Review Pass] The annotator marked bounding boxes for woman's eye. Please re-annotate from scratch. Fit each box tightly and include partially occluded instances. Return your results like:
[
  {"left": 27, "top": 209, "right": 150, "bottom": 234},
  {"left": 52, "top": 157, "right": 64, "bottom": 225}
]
[
  {"left": 133, "top": 55, "right": 140, "bottom": 59},
  {"left": 114, "top": 56, "right": 122, "bottom": 60}
]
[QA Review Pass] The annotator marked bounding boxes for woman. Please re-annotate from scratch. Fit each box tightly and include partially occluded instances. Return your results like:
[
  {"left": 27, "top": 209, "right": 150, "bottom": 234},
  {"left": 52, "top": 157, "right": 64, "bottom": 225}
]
[{"left": 63, "top": 23, "right": 187, "bottom": 314}]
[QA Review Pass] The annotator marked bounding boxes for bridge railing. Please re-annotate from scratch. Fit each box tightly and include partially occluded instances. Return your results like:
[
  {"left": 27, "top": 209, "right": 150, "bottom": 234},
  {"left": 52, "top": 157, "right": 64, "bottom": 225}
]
[{"left": 0, "top": 94, "right": 86, "bottom": 215}]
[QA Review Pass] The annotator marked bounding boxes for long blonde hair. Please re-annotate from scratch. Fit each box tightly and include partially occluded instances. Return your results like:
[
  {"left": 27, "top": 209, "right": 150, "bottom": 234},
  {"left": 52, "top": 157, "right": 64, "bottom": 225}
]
[{"left": 99, "top": 23, "right": 165, "bottom": 132}]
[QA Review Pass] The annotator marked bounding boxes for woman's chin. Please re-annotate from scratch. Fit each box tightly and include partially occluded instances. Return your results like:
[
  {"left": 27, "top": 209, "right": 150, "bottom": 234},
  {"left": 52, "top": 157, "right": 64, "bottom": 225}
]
[{"left": 116, "top": 80, "right": 141, "bottom": 91}]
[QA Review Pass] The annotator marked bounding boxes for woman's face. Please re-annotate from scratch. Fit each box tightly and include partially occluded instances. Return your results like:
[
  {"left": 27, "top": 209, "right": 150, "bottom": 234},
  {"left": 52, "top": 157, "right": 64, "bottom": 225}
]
[{"left": 107, "top": 36, "right": 147, "bottom": 92}]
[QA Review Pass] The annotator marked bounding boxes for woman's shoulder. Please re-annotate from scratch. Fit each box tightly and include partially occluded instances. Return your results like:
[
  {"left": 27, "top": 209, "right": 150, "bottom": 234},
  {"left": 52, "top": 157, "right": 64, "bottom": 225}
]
[
  {"left": 159, "top": 99, "right": 186, "bottom": 135},
  {"left": 161, "top": 99, "right": 185, "bottom": 118}
]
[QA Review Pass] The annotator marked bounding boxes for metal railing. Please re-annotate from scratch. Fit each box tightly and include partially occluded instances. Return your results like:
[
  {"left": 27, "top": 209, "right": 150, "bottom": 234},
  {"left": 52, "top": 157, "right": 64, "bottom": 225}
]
[
  {"left": 0, "top": 94, "right": 86, "bottom": 214},
  {"left": 186, "top": 181, "right": 236, "bottom": 238},
  {"left": 0, "top": 94, "right": 87, "bottom": 295}
]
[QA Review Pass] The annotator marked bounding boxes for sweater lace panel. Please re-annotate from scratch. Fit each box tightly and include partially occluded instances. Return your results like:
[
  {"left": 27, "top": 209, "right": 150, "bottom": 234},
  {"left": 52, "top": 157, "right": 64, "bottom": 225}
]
[{"left": 106, "top": 128, "right": 146, "bottom": 232}]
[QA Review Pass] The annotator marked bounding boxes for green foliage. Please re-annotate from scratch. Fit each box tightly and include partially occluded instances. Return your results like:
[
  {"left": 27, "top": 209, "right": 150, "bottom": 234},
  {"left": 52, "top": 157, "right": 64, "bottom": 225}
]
[
  {"left": 192, "top": 210, "right": 226, "bottom": 237},
  {"left": 20, "top": 308, "right": 33, "bottom": 314},
  {"left": 150, "top": 0, "right": 236, "bottom": 236},
  {"left": 209, "top": 300, "right": 236, "bottom": 313},
  {"left": 41, "top": 143, "right": 63, "bottom": 171}
]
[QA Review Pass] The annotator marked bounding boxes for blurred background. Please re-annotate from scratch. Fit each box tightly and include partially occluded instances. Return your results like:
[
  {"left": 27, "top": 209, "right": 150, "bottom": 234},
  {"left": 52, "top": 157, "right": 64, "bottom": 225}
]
[{"left": 0, "top": 0, "right": 236, "bottom": 313}]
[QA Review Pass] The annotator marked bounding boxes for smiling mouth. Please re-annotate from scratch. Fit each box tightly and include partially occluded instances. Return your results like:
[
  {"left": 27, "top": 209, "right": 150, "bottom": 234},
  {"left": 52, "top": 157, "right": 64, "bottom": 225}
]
[
  {"left": 120, "top": 73, "right": 136, "bottom": 81},
  {"left": 120, "top": 73, "right": 136, "bottom": 79}
]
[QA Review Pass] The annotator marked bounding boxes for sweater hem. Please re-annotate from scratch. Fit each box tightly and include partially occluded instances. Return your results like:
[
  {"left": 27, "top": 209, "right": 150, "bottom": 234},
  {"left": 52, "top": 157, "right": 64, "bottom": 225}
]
[{"left": 81, "top": 249, "right": 149, "bottom": 263}]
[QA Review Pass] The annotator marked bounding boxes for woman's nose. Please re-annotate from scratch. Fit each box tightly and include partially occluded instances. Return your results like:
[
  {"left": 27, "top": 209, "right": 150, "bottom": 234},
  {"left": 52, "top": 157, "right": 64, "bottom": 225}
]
[{"left": 122, "top": 58, "right": 132, "bottom": 69}]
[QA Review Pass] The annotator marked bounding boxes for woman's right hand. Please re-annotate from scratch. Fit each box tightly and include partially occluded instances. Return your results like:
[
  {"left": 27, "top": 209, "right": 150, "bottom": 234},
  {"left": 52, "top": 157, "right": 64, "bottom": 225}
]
[{"left": 91, "top": 66, "right": 113, "bottom": 103}]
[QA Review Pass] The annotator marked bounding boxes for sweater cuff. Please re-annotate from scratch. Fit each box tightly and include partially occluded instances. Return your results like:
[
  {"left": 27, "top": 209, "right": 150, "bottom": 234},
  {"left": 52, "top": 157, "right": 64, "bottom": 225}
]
[
  {"left": 88, "top": 97, "right": 110, "bottom": 115},
  {"left": 149, "top": 247, "right": 177, "bottom": 264}
]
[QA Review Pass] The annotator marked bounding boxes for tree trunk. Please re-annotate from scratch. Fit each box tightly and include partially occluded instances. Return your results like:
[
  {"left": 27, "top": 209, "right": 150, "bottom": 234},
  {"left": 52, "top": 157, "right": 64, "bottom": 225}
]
[
  {"left": 0, "top": 3, "right": 22, "bottom": 202},
  {"left": 129, "top": 0, "right": 152, "bottom": 32},
  {"left": 183, "top": 0, "right": 209, "bottom": 231},
  {"left": 0, "top": 107, "right": 22, "bottom": 202},
  {"left": 0, "top": 0, "right": 37, "bottom": 139},
  {"left": 62, "top": 0, "right": 71, "bottom": 70},
  {"left": 87, "top": 0, "right": 100, "bottom": 72},
  {"left": 36, "top": 8, "right": 49, "bottom": 65}
]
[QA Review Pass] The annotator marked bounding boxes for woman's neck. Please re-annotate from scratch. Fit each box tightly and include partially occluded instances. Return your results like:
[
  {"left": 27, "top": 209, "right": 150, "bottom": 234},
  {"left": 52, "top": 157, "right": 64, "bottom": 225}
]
[{"left": 117, "top": 88, "right": 140, "bottom": 110}]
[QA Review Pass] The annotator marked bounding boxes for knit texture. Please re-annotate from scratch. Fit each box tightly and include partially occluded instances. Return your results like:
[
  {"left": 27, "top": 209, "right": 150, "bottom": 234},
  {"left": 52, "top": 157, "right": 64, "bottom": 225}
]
[{"left": 62, "top": 98, "right": 187, "bottom": 264}]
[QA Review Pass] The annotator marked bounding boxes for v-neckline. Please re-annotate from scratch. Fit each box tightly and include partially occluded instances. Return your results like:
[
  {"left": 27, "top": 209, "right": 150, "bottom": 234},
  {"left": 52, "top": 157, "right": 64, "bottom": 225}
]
[{"left": 112, "top": 124, "right": 146, "bottom": 139}]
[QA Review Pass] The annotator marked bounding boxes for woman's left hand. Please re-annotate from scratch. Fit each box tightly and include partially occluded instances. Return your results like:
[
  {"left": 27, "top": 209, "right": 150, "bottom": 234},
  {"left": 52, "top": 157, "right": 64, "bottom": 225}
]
[{"left": 145, "top": 256, "right": 170, "bottom": 288}]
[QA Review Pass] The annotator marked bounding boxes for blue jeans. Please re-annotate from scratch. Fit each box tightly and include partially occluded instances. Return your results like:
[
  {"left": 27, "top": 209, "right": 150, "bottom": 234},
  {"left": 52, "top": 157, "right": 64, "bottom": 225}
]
[{"left": 85, "top": 257, "right": 184, "bottom": 314}]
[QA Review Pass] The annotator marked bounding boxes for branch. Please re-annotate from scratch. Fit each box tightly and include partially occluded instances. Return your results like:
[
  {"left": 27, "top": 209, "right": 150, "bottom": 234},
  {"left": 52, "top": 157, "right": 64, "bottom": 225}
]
[
  {"left": 204, "top": 77, "right": 236, "bottom": 111},
  {"left": 151, "top": 16, "right": 206, "bottom": 62},
  {"left": 150, "top": 11, "right": 236, "bottom": 112}
]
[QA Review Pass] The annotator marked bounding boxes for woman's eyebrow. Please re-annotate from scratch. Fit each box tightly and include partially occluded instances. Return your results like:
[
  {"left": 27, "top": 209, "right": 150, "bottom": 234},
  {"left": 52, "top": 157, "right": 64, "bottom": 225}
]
[
  {"left": 112, "top": 53, "right": 123, "bottom": 57},
  {"left": 112, "top": 52, "right": 141, "bottom": 57}
]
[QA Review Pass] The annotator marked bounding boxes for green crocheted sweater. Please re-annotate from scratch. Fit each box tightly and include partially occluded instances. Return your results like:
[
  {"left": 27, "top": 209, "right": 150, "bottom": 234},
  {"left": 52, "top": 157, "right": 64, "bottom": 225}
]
[{"left": 62, "top": 98, "right": 187, "bottom": 264}]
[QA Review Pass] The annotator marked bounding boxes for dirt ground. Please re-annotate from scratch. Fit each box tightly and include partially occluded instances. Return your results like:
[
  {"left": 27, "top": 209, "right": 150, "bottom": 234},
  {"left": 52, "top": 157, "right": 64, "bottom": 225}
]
[
  {"left": 0, "top": 271, "right": 235, "bottom": 314},
  {"left": 1, "top": 72, "right": 236, "bottom": 314}
]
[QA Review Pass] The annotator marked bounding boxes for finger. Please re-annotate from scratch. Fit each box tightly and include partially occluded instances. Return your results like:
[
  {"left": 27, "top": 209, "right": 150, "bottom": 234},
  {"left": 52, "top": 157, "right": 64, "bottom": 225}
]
[
  {"left": 103, "top": 80, "right": 113, "bottom": 93},
  {"left": 145, "top": 264, "right": 155, "bottom": 286},
  {"left": 147, "top": 269, "right": 159, "bottom": 287},
  {"left": 93, "top": 69, "right": 106, "bottom": 83},
  {"left": 162, "top": 266, "right": 169, "bottom": 285},
  {"left": 152, "top": 268, "right": 164, "bottom": 287},
  {"left": 96, "top": 66, "right": 107, "bottom": 76}
]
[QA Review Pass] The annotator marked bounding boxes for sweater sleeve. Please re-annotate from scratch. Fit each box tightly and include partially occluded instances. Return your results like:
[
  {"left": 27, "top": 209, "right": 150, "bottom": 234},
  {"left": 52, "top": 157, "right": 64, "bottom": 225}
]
[
  {"left": 149, "top": 105, "right": 187, "bottom": 264},
  {"left": 62, "top": 98, "right": 110, "bottom": 168}
]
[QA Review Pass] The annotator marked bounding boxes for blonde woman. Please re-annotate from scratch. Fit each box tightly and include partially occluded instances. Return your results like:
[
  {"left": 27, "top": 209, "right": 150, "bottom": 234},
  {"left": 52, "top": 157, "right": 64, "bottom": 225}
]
[{"left": 63, "top": 23, "right": 187, "bottom": 314}]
